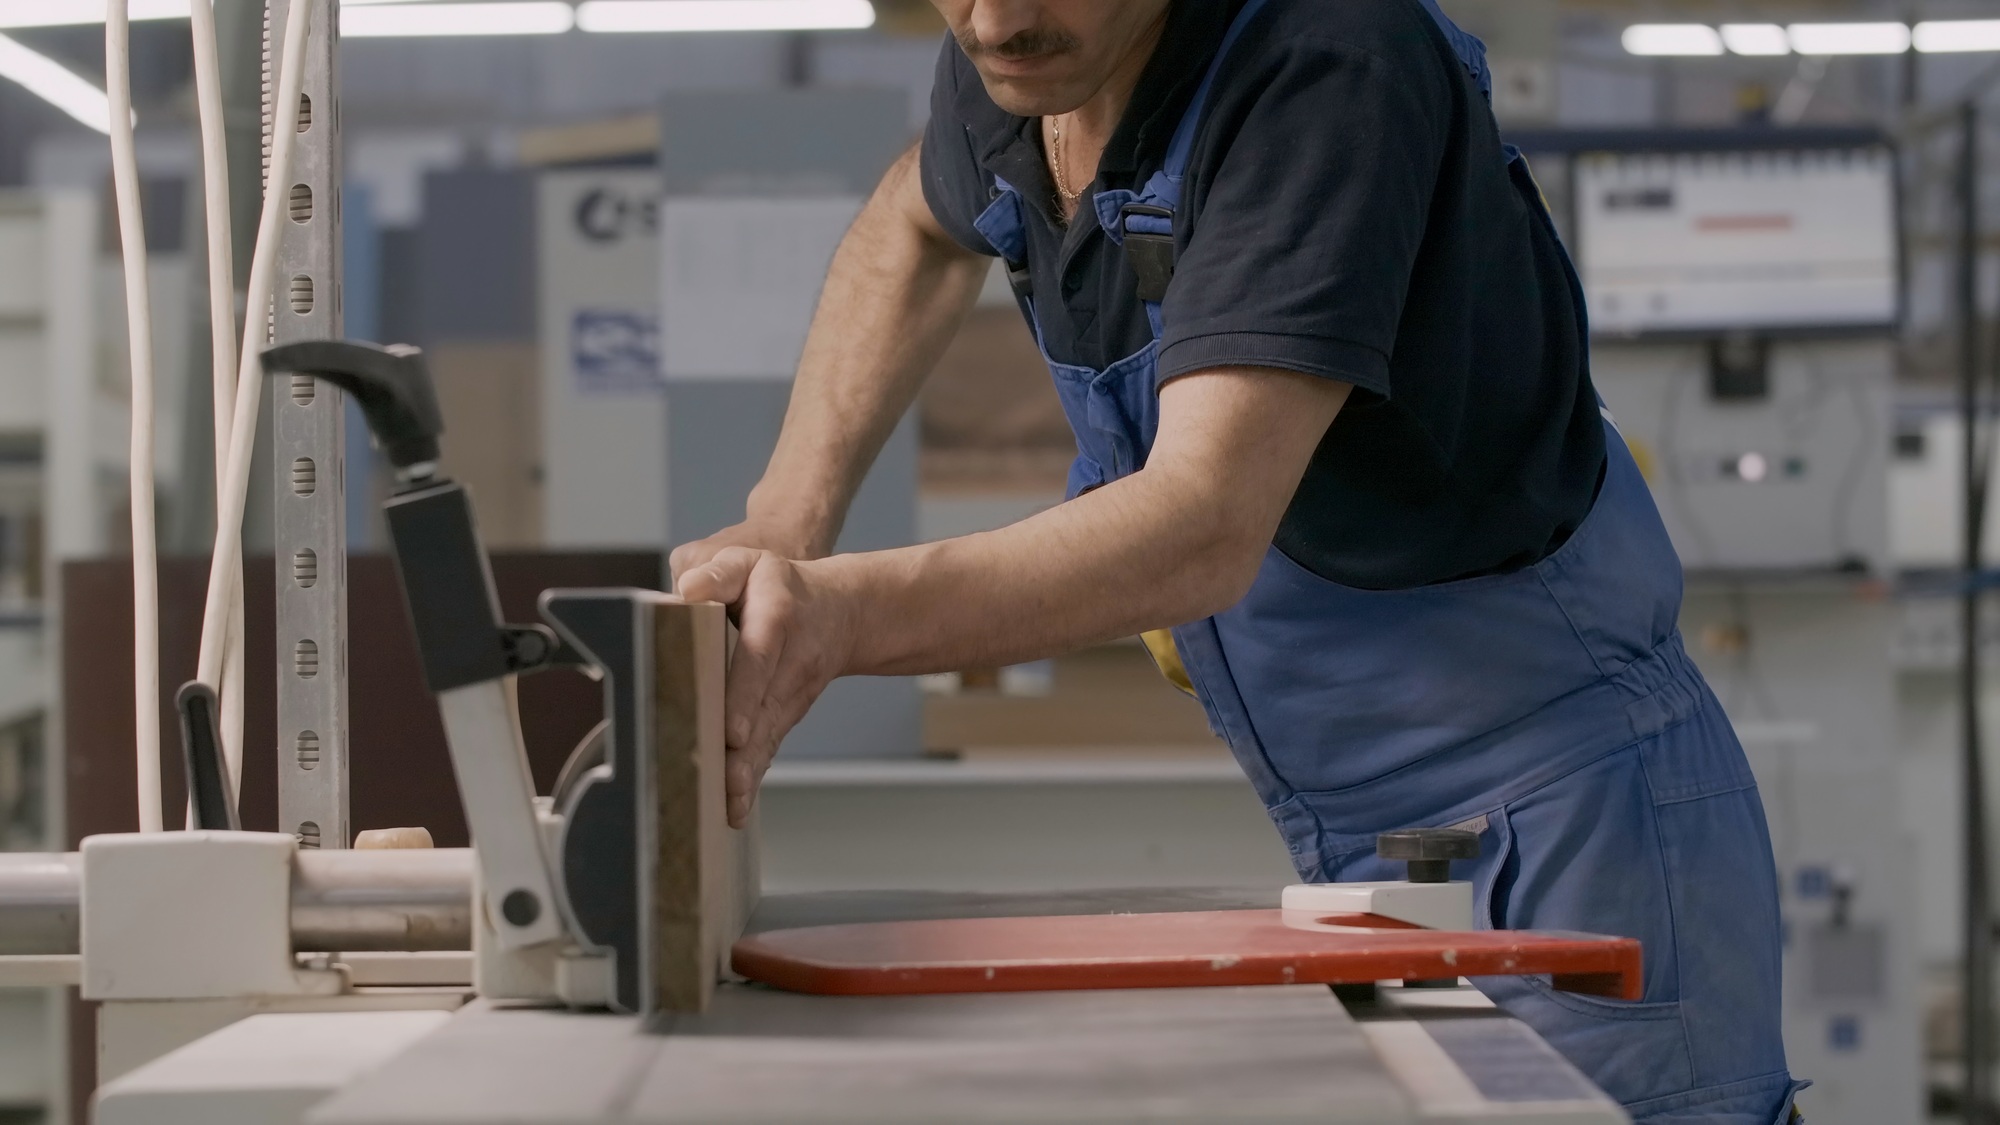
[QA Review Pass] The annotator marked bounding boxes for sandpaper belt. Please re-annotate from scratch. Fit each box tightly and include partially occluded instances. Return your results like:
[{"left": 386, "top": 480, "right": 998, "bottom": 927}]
[{"left": 732, "top": 909, "right": 1643, "bottom": 1001}]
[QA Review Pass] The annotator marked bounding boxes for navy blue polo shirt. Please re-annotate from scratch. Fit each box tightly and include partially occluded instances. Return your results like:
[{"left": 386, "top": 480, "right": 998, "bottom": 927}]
[{"left": 920, "top": 0, "right": 1606, "bottom": 590}]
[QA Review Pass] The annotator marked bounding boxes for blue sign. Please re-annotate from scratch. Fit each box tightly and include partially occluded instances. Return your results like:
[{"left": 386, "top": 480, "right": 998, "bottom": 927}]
[
  {"left": 1795, "top": 866, "right": 1832, "bottom": 900},
  {"left": 573, "top": 309, "right": 661, "bottom": 394},
  {"left": 1828, "top": 1015, "right": 1861, "bottom": 1052}
]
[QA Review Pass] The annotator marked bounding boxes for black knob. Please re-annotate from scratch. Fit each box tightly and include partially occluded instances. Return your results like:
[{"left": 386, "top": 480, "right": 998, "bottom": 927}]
[{"left": 1378, "top": 828, "right": 1480, "bottom": 884}]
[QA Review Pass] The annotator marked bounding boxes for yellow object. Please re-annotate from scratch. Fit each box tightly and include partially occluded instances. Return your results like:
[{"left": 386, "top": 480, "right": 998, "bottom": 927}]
[
  {"left": 1622, "top": 433, "right": 1658, "bottom": 484},
  {"left": 1139, "top": 629, "right": 1197, "bottom": 696}
]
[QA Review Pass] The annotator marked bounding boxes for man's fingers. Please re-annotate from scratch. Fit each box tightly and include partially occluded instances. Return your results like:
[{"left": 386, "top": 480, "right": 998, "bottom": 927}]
[
  {"left": 723, "top": 626, "right": 780, "bottom": 749},
  {"left": 668, "top": 534, "right": 733, "bottom": 586},
  {"left": 667, "top": 542, "right": 704, "bottom": 586},
  {"left": 724, "top": 749, "right": 756, "bottom": 829},
  {"left": 744, "top": 652, "right": 819, "bottom": 771},
  {"left": 676, "top": 546, "right": 756, "bottom": 606},
  {"left": 721, "top": 562, "right": 790, "bottom": 750},
  {"left": 695, "top": 550, "right": 846, "bottom": 831}
]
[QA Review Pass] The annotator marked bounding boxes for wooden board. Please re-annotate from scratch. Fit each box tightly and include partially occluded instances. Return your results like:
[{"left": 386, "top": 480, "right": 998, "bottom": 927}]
[
  {"left": 733, "top": 910, "right": 1642, "bottom": 1001},
  {"left": 649, "top": 598, "right": 757, "bottom": 1013}
]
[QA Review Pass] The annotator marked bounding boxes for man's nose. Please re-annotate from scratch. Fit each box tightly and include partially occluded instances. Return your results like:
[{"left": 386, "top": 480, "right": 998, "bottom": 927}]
[{"left": 967, "top": 0, "right": 1042, "bottom": 54}]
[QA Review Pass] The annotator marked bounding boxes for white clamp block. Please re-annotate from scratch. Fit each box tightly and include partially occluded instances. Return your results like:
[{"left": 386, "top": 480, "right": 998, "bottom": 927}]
[
  {"left": 81, "top": 832, "right": 342, "bottom": 1001},
  {"left": 1281, "top": 880, "right": 1476, "bottom": 932}
]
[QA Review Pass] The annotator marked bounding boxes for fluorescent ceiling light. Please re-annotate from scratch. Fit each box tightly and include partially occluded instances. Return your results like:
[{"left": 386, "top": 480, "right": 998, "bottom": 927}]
[
  {"left": 1721, "top": 23, "right": 1790, "bottom": 56},
  {"left": 1788, "top": 22, "right": 1910, "bottom": 55},
  {"left": 1915, "top": 20, "right": 2000, "bottom": 54},
  {"left": 0, "top": 31, "right": 115, "bottom": 133},
  {"left": 576, "top": 0, "right": 876, "bottom": 34},
  {"left": 342, "top": 1, "right": 574, "bottom": 36},
  {"left": 0, "top": 0, "right": 188, "bottom": 29},
  {"left": 1621, "top": 24, "right": 1724, "bottom": 57}
]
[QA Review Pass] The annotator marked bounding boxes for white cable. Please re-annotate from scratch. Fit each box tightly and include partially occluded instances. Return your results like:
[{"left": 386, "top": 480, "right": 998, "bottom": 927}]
[
  {"left": 188, "top": 0, "right": 245, "bottom": 798},
  {"left": 105, "top": 0, "right": 161, "bottom": 833},
  {"left": 194, "top": 0, "right": 313, "bottom": 699}
]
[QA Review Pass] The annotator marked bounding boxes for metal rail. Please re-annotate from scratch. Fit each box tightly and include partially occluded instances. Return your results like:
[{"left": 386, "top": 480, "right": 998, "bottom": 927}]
[
  {"left": 0, "top": 850, "right": 472, "bottom": 955},
  {"left": 268, "top": 0, "right": 349, "bottom": 850}
]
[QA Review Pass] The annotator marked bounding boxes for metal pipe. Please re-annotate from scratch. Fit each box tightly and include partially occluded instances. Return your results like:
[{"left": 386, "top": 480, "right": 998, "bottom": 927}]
[
  {"left": 0, "top": 853, "right": 81, "bottom": 956},
  {"left": 290, "top": 847, "right": 473, "bottom": 951},
  {"left": 0, "top": 848, "right": 473, "bottom": 956},
  {"left": 1958, "top": 99, "right": 1994, "bottom": 1125}
]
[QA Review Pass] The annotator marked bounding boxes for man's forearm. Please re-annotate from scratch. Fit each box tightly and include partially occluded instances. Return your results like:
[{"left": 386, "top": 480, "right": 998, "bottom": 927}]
[
  {"left": 751, "top": 146, "right": 990, "bottom": 556},
  {"left": 816, "top": 369, "right": 1354, "bottom": 676},
  {"left": 820, "top": 469, "right": 1246, "bottom": 675}
]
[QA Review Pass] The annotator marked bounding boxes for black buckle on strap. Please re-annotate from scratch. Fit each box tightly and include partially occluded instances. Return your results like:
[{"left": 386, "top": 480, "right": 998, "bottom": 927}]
[
  {"left": 1004, "top": 257, "right": 1033, "bottom": 302},
  {"left": 1120, "top": 203, "right": 1176, "bottom": 303}
]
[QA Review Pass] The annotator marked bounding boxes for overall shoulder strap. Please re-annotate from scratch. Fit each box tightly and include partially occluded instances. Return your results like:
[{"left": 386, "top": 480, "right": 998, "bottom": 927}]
[
  {"left": 1156, "top": 0, "right": 1277, "bottom": 199},
  {"left": 1116, "top": 0, "right": 1495, "bottom": 304},
  {"left": 1413, "top": 0, "right": 1493, "bottom": 101},
  {"left": 1111, "top": 0, "right": 1274, "bottom": 303}
]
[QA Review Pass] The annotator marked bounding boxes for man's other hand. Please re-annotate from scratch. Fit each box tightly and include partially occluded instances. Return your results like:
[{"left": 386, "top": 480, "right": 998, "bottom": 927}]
[
  {"left": 675, "top": 547, "right": 859, "bottom": 827},
  {"left": 668, "top": 519, "right": 819, "bottom": 589}
]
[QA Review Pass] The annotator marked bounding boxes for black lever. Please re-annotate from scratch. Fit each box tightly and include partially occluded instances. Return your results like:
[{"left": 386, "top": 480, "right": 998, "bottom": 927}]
[
  {"left": 261, "top": 340, "right": 444, "bottom": 475},
  {"left": 176, "top": 682, "right": 240, "bottom": 831},
  {"left": 260, "top": 338, "right": 562, "bottom": 693}
]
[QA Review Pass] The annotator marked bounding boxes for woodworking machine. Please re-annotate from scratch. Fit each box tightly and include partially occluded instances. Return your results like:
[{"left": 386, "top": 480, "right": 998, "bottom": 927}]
[{"left": 0, "top": 335, "right": 1641, "bottom": 1123}]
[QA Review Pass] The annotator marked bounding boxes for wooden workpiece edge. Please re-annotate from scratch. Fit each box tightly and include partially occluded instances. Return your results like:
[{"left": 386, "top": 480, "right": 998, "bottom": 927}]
[{"left": 650, "top": 599, "right": 758, "bottom": 1013}]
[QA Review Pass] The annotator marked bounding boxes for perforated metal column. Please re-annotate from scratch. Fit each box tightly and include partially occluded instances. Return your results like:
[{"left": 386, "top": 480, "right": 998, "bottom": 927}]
[{"left": 268, "top": 0, "right": 347, "bottom": 849}]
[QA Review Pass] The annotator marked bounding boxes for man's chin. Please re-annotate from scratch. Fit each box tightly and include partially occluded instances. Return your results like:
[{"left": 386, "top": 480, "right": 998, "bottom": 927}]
[
  {"left": 972, "top": 65, "right": 1085, "bottom": 118},
  {"left": 980, "top": 81, "right": 1080, "bottom": 118}
]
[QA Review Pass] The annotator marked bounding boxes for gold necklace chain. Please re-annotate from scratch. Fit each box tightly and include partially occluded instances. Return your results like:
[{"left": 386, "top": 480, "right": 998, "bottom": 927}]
[{"left": 1049, "top": 117, "right": 1083, "bottom": 205}]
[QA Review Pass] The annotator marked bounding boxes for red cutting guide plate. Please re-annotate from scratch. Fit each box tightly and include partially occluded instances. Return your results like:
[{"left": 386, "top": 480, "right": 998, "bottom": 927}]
[{"left": 733, "top": 909, "right": 1643, "bottom": 1001}]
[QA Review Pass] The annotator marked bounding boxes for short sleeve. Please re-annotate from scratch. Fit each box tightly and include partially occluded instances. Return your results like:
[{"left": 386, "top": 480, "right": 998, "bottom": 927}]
[
  {"left": 1156, "top": 37, "right": 1454, "bottom": 398},
  {"left": 919, "top": 42, "right": 1000, "bottom": 259}
]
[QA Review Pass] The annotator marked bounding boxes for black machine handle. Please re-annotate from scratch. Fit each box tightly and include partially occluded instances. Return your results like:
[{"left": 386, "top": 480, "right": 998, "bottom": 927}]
[
  {"left": 253, "top": 337, "right": 573, "bottom": 693},
  {"left": 261, "top": 340, "right": 445, "bottom": 474},
  {"left": 176, "top": 682, "right": 240, "bottom": 831}
]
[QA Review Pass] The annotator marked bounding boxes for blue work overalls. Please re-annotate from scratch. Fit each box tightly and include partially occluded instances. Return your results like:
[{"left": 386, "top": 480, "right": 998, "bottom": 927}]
[{"left": 968, "top": 1, "right": 1805, "bottom": 1120}]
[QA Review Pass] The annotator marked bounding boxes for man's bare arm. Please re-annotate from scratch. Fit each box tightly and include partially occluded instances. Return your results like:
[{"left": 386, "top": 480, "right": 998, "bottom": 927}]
[
  {"left": 669, "top": 143, "right": 991, "bottom": 577},
  {"left": 679, "top": 367, "right": 1351, "bottom": 824}
]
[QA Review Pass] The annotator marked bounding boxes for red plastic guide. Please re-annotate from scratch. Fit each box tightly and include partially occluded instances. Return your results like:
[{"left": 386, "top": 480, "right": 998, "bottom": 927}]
[{"left": 733, "top": 909, "right": 1643, "bottom": 1000}]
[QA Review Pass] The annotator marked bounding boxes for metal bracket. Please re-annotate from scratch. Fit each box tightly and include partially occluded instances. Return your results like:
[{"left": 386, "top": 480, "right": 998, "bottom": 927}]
[{"left": 540, "top": 589, "right": 655, "bottom": 1015}]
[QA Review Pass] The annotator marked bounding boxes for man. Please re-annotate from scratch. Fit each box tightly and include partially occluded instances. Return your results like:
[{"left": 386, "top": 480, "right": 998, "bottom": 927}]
[{"left": 672, "top": 0, "right": 1803, "bottom": 1119}]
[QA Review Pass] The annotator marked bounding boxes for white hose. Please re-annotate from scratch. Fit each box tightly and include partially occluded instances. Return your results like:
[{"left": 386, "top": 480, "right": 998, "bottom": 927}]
[
  {"left": 105, "top": 0, "right": 161, "bottom": 833},
  {"left": 188, "top": 0, "right": 247, "bottom": 798},
  {"left": 195, "top": 0, "right": 315, "bottom": 700}
]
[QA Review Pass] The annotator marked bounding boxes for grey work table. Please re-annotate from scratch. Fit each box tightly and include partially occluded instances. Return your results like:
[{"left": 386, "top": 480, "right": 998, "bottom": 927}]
[{"left": 300, "top": 889, "right": 1624, "bottom": 1125}]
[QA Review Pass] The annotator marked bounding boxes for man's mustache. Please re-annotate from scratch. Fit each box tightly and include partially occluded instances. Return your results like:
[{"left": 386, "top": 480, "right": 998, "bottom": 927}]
[{"left": 955, "top": 25, "right": 1081, "bottom": 62}]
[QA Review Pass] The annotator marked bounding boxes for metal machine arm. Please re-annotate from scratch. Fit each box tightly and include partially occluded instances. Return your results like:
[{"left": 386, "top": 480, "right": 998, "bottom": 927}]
[{"left": 259, "top": 340, "right": 565, "bottom": 949}]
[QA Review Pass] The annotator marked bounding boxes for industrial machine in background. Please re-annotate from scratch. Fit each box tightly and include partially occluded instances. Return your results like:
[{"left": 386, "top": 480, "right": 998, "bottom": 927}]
[{"left": 1518, "top": 126, "right": 1919, "bottom": 1124}]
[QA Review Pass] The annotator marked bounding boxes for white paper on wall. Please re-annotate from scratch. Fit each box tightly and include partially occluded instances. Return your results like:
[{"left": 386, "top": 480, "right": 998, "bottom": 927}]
[{"left": 660, "top": 196, "right": 862, "bottom": 380}]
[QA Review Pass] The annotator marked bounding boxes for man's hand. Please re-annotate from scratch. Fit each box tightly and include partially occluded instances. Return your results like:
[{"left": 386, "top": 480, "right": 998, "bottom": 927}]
[
  {"left": 675, "top": 547, "right": 860, "bottom": 827},
  {"left": 668, "top": 517, "right": 822, "bottom": 589}
]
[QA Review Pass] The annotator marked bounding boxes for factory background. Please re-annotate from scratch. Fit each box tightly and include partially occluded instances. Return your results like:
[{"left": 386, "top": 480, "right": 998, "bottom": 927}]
[{"left": 0, "top": 0, "right": 1996, "bottom": 1121}]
